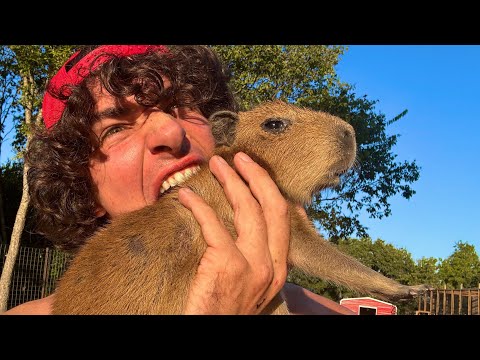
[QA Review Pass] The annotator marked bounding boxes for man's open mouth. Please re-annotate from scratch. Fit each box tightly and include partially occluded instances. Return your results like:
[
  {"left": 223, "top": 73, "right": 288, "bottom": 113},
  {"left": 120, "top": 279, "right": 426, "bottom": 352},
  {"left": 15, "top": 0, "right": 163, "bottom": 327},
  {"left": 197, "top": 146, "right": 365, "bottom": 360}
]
[{"left": 159, "top": 165, "right": 202, "bottom": 195}]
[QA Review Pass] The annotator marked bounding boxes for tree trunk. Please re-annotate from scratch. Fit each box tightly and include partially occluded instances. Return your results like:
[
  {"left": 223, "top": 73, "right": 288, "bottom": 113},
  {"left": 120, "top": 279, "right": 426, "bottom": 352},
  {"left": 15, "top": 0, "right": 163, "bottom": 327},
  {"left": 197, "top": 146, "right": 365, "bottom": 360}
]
[
  {"left": 0, "top": 161, "right": 29, "bottom": 311},
  {"left": 0, "top": 71, "right": 35, "bottom": 312},
  {"left": 0, "top": 169, "right": 8, "bottom": 242}
]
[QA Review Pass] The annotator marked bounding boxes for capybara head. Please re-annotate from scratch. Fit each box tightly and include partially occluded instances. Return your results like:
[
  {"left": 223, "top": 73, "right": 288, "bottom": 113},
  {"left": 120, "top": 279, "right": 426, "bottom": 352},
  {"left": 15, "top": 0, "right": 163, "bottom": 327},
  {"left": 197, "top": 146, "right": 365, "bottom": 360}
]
[{"left": 209, "top": 100, "right": 356, "bottom": 205}]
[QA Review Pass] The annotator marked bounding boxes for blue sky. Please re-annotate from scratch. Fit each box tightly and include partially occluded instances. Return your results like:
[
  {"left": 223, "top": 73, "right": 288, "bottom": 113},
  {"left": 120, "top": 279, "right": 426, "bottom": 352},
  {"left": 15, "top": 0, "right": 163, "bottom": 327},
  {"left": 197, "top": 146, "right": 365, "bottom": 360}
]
[{"left": 335, "top": 45, "right": 480, "bottom": 261}]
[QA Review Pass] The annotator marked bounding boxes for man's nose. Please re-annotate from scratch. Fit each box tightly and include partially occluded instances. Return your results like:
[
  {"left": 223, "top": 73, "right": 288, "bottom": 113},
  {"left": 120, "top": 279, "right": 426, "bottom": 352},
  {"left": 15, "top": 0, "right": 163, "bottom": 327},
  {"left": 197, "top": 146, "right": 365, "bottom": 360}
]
[{"left": 144, "top": 113, "right": 190, "bottom": 157}]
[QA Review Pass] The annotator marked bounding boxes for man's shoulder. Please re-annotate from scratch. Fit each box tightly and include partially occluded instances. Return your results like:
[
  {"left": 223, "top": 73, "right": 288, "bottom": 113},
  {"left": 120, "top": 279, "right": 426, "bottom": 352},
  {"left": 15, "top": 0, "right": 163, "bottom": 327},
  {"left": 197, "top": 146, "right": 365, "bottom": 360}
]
[
  {"left": 282, "top": 283, "right": 355, "bottom": 315},
  {"left": 1, "top": 294, "right": 55, "bottom": 315}
]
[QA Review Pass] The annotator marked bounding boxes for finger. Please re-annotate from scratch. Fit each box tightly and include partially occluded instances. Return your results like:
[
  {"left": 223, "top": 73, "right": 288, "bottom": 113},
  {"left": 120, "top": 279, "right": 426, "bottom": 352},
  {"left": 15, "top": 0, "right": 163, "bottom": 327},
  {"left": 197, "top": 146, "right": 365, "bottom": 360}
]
[
  {"left": 178, "top": 187, "right": 235, "bottom": 250},
  {"left": 210, "top": 154, "right": 282, "bottom": 308},
  {"left": 233, "top": 152, "right": 290, "bottom": 286},
  {"left": 208, "top": 155, "right": 270, "bottom": 259}
]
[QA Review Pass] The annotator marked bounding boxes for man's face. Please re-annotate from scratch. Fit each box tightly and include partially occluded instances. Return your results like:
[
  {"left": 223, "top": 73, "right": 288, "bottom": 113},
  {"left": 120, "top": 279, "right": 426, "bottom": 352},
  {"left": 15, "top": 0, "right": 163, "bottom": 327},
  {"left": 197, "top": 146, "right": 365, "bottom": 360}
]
[{"left": 89, "top": 84, "right": 215, "bottom": 218}]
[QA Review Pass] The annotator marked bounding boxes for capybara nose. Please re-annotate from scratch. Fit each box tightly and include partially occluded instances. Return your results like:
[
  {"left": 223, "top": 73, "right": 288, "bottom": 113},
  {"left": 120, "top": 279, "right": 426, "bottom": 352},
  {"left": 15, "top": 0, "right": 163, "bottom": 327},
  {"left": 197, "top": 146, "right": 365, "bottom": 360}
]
[{"left": 339, "top": 122, "right": 356, "bottom": 148}]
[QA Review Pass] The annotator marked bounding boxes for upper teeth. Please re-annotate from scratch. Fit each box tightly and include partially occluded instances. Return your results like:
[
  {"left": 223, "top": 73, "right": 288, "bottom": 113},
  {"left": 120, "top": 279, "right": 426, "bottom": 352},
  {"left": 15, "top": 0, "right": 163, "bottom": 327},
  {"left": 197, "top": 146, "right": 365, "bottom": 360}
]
[{"left": 160, "top": 165, "right": 201, "bottom": 194}]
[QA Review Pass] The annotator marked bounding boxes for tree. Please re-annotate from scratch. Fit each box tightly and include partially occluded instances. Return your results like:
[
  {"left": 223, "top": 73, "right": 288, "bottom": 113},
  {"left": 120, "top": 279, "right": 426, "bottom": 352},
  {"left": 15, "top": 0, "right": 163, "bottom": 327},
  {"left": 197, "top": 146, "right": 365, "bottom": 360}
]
[
  {"left": 211, "top": 45, "right": 343, "bottom": 110},
  {"left": 411, "top": 257, "right": 441, "bottom": 288},
  {"left": 438, "top": 241, "right": 480, "bottom": 289},
  {"left": 1, "top": 161, "right": 50, "bottom": 248},
  {"left": 0, "top": 47, "right": 21, "bottom": 244},
  {"left": 0, "top": 162, "right": 22, "bottom": 241},
  {"left": 0, "top": 45, "right": 75, "bottom": 311},
  {"left": 211, "top": 46, "right": 420, "bottom": 243}
]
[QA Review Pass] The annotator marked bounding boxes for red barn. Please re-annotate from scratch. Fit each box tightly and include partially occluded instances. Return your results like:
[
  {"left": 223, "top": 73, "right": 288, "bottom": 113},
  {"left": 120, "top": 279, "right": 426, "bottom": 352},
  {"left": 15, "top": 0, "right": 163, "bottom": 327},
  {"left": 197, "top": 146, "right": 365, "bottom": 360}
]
[{"left": 339, "top": 297, "right": 397, "bottom": 315}]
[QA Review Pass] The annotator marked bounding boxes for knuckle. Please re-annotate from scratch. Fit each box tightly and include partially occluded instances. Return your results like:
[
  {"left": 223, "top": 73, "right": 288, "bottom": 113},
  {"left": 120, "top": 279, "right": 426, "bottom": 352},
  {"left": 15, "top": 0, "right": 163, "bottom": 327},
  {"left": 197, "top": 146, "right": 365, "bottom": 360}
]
[
  {"left": 252, "top": 206, "right": 265, "bottom": 220},
  {"left": 231, "top": 256, "right": 249, "bottom": 274},
  {"left": 201, "top": 206, "right": 220, "bottom": 224},
  {"left": 255, "top": 165, "right": 269, "bottom": 177},
  {"left": 262, "top": 194, "right": 288, "bottom": 218},
  {"left": 275, "top": 199, "right": 289, "bottom": 218},
  {"left": 256, "top": 263, "right": 274, "bottom": 285},
  {"left": 275, "top": 267, "right": 288, "bottom": 287},
  {"left": 241, "top": 204, "right": 264, "bottom": 225},
  {"left": 267, "top": 262, "right": 288, "bottom": 293}
]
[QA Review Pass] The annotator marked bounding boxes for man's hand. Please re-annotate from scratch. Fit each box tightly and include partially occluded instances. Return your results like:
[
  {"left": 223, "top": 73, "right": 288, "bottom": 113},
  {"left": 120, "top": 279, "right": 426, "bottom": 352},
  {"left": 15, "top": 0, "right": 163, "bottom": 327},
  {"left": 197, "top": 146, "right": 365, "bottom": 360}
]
[{"left": 179, "top": 152, "right": 290, "bottom": 314}]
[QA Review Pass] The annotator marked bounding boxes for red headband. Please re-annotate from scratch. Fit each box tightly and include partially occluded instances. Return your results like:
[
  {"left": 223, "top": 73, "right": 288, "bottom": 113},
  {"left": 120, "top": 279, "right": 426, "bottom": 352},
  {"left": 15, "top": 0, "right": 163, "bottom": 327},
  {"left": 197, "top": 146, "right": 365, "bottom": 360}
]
[{"left": 42, "top": 45, "right": 169, "bottom": 129}]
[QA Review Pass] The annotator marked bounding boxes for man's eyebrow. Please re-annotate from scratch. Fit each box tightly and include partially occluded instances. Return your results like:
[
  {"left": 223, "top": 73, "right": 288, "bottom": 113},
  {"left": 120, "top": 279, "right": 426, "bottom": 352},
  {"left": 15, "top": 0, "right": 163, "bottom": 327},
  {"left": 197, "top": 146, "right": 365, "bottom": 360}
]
[{"left": 96, "top": 106, "right": 133, "bottom": 120}]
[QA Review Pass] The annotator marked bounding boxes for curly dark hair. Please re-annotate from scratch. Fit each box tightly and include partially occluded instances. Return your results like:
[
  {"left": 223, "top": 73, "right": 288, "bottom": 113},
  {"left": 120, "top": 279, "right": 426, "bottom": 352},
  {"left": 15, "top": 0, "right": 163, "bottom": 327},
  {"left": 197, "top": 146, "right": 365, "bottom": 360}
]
[{"left": 25, "top": 45, "right": 238, "bottom": 253}]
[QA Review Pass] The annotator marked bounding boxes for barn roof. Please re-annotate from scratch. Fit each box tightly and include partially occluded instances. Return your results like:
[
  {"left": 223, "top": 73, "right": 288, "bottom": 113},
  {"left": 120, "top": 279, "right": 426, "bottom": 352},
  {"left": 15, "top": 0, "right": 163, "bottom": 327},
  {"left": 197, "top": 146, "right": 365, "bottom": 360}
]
[{"left": 340, "top": 297, "right": 397, "bottom": 307}]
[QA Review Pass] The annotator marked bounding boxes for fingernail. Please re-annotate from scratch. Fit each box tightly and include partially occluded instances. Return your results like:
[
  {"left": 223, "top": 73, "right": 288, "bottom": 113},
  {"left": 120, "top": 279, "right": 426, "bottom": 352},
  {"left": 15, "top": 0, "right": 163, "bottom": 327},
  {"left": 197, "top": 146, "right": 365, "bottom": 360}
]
[
  {"left": 236, "top": 152, "right": 253, "bottom": 163},
  {"left": 179, "top": 187, "right": 193, "bottom": 195}
]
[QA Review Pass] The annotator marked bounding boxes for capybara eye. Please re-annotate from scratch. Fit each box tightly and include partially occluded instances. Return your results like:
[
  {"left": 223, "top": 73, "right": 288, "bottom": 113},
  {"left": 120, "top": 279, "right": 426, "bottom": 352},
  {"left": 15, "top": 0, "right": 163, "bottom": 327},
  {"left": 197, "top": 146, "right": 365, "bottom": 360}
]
[{"left": 261, "top": 118, "right": 291, "bottom": 133}]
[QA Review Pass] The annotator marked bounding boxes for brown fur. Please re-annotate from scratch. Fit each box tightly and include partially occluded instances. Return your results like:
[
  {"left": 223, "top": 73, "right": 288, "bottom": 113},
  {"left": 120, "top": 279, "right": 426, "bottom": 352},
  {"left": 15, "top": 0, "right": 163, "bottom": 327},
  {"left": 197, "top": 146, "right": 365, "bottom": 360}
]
[{"left": 52, "top": 100, "right": 428, "bottom": 314}]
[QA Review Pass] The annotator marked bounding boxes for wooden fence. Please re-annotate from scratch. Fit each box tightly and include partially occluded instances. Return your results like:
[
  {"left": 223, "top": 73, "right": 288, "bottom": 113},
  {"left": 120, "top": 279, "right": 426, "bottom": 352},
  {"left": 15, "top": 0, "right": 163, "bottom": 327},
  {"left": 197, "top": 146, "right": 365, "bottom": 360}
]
[
  {"left": 416, "top": 285, "right": 480, "bottom": 315},
  {"left": 0, "top": 243, "right": 71, "bottom": 310}
]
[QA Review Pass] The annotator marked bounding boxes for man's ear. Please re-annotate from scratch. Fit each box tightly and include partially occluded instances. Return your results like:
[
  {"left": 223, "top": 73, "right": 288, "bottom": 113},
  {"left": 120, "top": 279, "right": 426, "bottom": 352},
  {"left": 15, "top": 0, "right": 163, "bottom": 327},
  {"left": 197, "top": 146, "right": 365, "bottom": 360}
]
[
  {"left": 94, "top": 206, "right": 107, "bottom": 218},
  {"left": 208, "top": 110, "right": 239, "bottom": 147}
]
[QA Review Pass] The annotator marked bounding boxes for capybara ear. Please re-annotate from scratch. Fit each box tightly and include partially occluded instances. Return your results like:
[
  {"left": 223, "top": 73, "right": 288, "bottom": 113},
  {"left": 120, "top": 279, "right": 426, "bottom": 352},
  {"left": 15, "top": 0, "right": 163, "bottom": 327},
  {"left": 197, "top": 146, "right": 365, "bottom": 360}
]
[{"left": 208, "top": 110, "right": 239, "bottom": 147}]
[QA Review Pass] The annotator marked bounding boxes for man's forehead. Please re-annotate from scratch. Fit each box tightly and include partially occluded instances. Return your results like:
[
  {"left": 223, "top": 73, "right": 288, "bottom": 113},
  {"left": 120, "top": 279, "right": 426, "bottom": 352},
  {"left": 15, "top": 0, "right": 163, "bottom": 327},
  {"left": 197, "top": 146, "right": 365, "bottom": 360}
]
[
  {"left": 92, "top": 75, "right": 171, "bottom": 115},
  {"left": 93, "top": 86, "right": 137, "bottom": 115}
]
